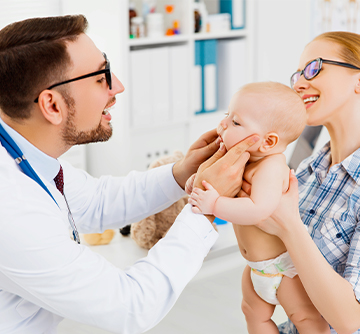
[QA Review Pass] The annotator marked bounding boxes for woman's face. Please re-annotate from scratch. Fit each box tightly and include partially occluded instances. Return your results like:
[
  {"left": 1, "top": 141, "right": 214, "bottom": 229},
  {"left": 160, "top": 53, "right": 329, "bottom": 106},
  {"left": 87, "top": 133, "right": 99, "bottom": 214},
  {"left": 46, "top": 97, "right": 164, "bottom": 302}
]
[{"left": 293, "top": 39, "right": 360, "bottom": 127}]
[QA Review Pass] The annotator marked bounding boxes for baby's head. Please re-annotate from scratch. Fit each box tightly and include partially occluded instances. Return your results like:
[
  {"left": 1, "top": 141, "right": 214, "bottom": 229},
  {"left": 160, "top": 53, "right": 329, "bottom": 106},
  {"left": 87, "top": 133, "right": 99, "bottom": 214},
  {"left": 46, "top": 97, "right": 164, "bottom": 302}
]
[{"left": 217, "top": 81, "right": 306, "bottom": 158}]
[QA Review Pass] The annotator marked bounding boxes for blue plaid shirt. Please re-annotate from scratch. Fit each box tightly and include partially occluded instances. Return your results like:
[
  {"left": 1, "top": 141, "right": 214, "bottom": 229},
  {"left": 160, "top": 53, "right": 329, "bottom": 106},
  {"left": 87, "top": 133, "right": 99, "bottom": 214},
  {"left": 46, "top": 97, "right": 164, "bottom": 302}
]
[{"left": 279, "top": 142, "right": 360, "bottom": 334}]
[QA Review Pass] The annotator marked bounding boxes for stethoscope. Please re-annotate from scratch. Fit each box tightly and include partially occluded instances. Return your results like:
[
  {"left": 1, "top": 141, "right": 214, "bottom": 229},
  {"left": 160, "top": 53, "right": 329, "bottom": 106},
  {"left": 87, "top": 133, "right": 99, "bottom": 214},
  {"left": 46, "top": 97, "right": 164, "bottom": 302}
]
[{"left": 0, "top": 123, "right": 80, "bottom": 244}]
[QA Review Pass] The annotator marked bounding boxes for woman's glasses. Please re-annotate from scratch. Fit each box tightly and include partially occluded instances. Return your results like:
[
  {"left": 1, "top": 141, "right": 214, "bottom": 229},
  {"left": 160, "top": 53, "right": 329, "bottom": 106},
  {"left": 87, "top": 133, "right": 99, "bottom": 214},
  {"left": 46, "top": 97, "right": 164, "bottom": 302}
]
[
  {"left": 34, "top": 53, "right": 112, "bottom": 103},
  {"left": 290, "top": 57, "right": 360, "bottom": 89}
]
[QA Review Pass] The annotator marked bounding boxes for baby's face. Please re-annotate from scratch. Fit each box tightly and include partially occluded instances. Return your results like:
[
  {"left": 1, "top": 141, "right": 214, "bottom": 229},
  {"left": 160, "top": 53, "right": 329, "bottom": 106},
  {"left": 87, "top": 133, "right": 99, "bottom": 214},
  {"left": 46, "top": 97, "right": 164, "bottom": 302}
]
[{"left": 217, "top": 92, "right": 265, "bottom": 152}]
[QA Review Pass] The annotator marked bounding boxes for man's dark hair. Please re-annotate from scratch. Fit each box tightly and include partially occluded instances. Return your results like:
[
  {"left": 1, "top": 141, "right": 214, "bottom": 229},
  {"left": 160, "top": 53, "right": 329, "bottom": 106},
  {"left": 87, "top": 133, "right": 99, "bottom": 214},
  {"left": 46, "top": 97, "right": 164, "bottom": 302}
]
[{"left": 0, "top": 15, "right": 88, "bottom": 119}]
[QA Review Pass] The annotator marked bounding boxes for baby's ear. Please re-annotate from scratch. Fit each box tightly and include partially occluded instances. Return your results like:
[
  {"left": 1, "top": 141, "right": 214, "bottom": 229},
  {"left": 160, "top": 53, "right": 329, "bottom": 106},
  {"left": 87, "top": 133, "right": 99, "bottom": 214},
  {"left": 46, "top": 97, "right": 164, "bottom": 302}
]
[{"left": 259, "top": 132, "right": 279, "bottom": 153}]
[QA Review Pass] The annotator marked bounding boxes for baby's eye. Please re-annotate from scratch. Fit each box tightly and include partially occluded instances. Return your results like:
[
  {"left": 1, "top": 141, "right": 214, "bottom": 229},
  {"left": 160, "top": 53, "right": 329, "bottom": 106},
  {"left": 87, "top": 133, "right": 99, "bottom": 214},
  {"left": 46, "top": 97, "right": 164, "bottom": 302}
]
[
  {"left": 224, "top": 112, "right": 229, "bottom": 117},
  {"left": 232, "top": 120, "right": 240, "bottom": 126}
]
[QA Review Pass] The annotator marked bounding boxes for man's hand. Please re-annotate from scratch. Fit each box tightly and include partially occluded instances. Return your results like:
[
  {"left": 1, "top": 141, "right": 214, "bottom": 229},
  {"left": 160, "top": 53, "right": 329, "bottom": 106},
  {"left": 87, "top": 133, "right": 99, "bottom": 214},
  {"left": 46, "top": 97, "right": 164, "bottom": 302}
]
[
  {"left": 194, "top": 134, "right": 259, "bottom": 197},
  {"left": 173, "top": 129, "right": 221, "bottom": 189},
  {"left": 185, "top": 173, "right": 196, "bottom": 195}
]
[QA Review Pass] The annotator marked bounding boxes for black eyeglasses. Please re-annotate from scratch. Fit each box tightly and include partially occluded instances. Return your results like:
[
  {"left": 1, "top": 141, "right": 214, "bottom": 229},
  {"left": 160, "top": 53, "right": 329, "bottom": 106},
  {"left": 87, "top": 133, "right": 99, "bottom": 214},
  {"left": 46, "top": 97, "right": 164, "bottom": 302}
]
[
  {"left": 34, "top": 53, "right": 112, "bottom": 103},
  {"left": 290, "top": 57, "right": 360, "bottom": 89}
]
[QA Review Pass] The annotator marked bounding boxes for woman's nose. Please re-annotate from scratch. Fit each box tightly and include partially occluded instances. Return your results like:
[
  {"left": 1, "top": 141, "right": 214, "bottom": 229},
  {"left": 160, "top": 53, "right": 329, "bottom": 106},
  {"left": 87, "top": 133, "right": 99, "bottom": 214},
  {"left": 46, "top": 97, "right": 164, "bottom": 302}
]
[{"left": 293, "top": 74, "right": 310, "bottom": 93}]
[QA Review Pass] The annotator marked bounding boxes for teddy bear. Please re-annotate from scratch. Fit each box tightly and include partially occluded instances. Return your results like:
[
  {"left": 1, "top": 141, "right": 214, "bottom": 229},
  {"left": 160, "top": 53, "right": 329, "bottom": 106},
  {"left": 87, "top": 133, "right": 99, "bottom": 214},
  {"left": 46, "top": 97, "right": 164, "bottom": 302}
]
[
  {"left": 129, "top": 150, "right": 188, "bottom": 250},
  {"left": 84, "top": 151, "right": 185, "bottom": 247}
]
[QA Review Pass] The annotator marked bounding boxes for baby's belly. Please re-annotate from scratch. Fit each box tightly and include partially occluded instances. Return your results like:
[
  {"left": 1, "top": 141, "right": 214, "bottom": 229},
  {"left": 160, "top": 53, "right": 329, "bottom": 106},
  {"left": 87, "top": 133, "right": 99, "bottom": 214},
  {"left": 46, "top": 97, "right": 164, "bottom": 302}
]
[{"left": 233, "top": 224, "right": 286, "bottom": 262}]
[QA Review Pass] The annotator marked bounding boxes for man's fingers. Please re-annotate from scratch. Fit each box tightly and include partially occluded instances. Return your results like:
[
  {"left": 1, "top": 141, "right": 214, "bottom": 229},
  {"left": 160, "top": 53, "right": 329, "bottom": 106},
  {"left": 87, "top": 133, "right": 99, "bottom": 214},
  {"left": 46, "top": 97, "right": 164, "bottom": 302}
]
[
  {"left": 224, "top": 134, "right": 259, "bottom": 166},
  {"left": 190, "top": 128, "right": 218, "bottom": 150},
  {"left": 199, "top": 142, "right": 227, "bottom": 170},
  {"left": 202, "top": 180, "right": 214, "bottom": 191},
  {"left": 232, "top": 151, "right": 250, "bottom": 170}
]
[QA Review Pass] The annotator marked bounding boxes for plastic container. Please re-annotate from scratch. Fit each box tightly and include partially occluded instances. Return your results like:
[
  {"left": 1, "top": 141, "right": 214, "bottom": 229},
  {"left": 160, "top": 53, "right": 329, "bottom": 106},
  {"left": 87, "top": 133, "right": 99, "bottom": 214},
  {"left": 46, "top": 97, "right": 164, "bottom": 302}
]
[
  {"left": 146, "top": 13, "right": 164, "bottom": 38},
  {"left": 131, "top": 16, "right": 145, "bottom": 38}
]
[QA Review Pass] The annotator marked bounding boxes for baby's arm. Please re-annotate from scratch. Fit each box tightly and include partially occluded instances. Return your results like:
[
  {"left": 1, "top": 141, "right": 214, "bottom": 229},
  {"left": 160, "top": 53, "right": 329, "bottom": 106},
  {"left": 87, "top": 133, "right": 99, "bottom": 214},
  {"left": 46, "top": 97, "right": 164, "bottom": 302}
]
[
  {"left": 212, "top": 157, "right": 288, "bottom": 225},
  {"left": 189, "top": 181, "right": 220, "bottom": 214}
]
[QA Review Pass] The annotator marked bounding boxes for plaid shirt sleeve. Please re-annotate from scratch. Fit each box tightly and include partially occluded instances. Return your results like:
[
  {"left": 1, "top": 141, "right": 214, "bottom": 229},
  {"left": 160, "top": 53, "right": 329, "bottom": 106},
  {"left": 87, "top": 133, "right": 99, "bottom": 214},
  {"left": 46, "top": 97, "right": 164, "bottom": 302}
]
[{"left": 344, "top": 221, "right": 360, "bottom": 302}]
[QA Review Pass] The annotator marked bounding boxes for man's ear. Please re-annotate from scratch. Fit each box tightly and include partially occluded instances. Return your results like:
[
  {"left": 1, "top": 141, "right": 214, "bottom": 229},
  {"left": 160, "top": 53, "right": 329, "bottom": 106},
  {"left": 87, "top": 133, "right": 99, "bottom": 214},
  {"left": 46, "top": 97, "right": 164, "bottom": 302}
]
[
  {"left": 37, "top": 90, "right": 64, "bottom": 125},
  {"left": 259, "top": 132, "right": 279, "bottom": 153}
]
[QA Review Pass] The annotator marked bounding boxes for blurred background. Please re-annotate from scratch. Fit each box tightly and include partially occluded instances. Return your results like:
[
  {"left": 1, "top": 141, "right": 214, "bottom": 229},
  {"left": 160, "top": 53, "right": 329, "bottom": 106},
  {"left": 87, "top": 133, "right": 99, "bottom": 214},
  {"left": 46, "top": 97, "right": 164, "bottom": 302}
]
[{"left": 2, "top": 0, "right": 357, "bottom": 177}]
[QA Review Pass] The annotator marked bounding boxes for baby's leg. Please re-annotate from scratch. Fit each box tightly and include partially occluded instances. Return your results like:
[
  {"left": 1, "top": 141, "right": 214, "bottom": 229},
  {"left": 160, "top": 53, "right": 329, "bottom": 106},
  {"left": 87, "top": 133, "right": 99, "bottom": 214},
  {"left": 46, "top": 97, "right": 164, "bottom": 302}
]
[
  {"left": 241, "top": 266, "right": 278, "bottom": 334},
  {"left": 277, "top": 275, "right": 330, "bottom": 334}
]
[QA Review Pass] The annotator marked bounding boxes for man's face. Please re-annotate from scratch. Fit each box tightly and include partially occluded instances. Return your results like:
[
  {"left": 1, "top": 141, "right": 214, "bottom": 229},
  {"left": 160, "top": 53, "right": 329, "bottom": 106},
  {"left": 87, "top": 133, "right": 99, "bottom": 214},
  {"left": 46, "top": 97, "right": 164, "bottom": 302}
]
[{"left": 60, "top": 33, "right": 124, "bottom": 146}]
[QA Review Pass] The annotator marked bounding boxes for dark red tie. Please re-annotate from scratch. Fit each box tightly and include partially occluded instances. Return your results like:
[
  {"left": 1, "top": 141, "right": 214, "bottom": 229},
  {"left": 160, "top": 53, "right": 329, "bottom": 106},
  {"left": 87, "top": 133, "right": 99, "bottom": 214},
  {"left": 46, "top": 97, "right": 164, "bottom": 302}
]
[{"left": 54, "top": 165, "right": 64, "bottom": 195}]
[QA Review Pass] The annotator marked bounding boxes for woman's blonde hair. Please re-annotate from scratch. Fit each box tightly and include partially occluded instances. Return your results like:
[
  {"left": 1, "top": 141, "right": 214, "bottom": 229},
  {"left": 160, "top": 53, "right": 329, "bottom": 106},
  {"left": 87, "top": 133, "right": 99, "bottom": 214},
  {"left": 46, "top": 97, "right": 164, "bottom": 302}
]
[{"left": 314, "top": 31, "right": 360, "bottom": 67}]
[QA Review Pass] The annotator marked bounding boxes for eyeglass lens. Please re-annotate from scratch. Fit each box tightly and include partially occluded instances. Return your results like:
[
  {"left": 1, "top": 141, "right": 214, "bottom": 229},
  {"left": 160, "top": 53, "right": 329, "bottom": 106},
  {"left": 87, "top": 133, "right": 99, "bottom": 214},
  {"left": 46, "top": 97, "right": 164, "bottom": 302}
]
[
  {"left": 304, "top": 59, "right": 321, "bottom": 79},
  {"left": 291, "top": 59, "right": 321, "bottom": 88}
]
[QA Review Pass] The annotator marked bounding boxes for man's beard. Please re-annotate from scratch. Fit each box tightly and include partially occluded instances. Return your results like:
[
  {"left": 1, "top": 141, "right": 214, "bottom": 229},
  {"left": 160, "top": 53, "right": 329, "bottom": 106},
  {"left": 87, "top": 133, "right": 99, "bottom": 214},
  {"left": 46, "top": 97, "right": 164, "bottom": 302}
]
[{"left": 61, "top": 92, "right": 113, "bottom": 146}]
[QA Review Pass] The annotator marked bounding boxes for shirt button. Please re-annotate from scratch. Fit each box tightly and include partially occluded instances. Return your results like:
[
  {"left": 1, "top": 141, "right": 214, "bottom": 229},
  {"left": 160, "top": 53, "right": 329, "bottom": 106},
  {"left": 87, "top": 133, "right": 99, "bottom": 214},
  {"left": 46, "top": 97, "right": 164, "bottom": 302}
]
[
  {"left": 309, "top": 209, "right": 315, "bottom": 214},
  {"left": 336, "top": 233, "right": 342, "bottom": 238}
]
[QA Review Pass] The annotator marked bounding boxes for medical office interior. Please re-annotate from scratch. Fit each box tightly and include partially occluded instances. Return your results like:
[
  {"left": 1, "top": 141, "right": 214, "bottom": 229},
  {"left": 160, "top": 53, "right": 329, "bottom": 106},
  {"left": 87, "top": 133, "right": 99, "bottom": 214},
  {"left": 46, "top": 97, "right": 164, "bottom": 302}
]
[{"left": 0, "top": 0, "right": 357, "bottom": 333}]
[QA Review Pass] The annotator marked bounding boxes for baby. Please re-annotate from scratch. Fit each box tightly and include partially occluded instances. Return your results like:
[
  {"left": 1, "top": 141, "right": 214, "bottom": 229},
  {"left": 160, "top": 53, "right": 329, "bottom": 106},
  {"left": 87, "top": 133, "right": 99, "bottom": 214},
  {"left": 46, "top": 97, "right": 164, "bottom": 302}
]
[{"left": 187, "top": 82, "right": 330, "bottom": 333}]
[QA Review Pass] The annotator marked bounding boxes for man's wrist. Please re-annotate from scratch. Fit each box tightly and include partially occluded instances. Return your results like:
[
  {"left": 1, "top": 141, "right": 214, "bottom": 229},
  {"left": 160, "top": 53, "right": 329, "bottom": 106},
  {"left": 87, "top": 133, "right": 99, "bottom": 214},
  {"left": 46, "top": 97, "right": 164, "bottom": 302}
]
[
  {"left": 204, "top": 214, "right": 215, "bottom": 223},
  {"left": 172, "top": 160, "right": 188, "bottom": 190}
]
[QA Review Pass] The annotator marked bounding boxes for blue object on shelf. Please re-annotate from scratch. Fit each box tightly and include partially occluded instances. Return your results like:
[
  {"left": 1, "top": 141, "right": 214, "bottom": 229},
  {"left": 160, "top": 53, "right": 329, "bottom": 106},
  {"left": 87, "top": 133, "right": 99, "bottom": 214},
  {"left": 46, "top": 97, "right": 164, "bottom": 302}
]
[
  {"left": 214, "top": 217, "right": 228, "bottom": 225},
  {"left": 220, "top": 0, "right": 246, "bottom": 30},
  {"left": 195, "top": 39, "right": 218, "bottom": 115}
]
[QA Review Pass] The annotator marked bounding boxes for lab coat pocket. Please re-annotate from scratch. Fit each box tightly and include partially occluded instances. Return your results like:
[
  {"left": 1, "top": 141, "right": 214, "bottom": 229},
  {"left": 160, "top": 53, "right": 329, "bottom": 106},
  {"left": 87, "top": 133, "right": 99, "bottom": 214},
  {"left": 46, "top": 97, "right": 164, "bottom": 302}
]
[
  {"left": 16, "top": 299, "right": 40, "bottom": 319},
  {"left": 318, "top": 218, "right": 351, "bottom": 268}
]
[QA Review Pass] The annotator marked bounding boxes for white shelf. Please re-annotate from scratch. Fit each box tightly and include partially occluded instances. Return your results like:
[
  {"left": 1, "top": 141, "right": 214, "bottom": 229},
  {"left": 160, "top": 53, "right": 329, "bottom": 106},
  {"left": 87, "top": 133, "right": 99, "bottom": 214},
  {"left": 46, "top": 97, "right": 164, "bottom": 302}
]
[
  {"left": 128, "top": 29, "right": 248, "bottom": 47},
  {"left": 193, "top": 29, "right": 248, "bottom": 40},
  {"left": 129, "top": 34, "right": 189, "bottom": 47}
]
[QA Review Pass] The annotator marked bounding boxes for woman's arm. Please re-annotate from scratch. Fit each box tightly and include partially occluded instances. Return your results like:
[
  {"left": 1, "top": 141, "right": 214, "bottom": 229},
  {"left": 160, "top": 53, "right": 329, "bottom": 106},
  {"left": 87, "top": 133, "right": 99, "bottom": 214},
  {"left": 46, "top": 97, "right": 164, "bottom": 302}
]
[{"left": 265, "top": 171, "right": 360, "bottom": 334}]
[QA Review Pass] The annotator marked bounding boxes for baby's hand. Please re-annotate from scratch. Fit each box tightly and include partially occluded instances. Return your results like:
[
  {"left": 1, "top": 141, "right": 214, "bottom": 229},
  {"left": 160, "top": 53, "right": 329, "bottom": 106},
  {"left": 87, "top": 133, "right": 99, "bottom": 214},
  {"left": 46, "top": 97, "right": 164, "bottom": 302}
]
[
  {"left": 188, "top": 180, "right": 220, "bottom": 214},
  {"left": 185, "top": 173, "right": 196, "bottom": 195}
]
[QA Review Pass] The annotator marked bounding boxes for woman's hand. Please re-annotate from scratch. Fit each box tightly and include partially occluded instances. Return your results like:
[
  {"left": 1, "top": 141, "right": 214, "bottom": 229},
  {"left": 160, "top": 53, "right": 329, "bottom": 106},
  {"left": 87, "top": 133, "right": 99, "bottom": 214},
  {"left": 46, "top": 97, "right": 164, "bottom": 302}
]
[{"left": 256, "top": 170, "right": 302, "bottom": 239}]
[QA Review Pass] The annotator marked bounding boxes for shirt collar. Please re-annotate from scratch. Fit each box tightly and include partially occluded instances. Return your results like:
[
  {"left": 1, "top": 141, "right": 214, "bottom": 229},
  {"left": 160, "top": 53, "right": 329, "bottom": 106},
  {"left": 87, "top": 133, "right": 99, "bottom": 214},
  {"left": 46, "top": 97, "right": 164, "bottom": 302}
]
[
  {"left": 0, "top": 117, "right": 60, "bottom": 182},
  {"left": 308, "top": 141, "right": 360, "bottom": 184},
  {"left": 308, "top": 141, "right": 331, "bottom": 174}
]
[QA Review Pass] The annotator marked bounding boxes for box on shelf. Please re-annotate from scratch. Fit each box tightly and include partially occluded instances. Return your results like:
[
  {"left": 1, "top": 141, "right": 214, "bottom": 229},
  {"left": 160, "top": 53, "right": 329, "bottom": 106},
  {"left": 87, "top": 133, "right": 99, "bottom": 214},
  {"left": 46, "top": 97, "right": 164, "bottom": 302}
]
[
  {"left": 193, "top": 39, "right": 218, "bottom": 115},
  {"left": 220, "top": 0, "right": 245, "bottom": 30}
]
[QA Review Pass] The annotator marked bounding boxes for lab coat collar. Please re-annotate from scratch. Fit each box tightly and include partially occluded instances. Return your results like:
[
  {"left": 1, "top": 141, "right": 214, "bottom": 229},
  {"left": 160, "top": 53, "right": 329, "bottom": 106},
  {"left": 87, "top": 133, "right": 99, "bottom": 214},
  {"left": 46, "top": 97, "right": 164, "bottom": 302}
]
[{"left": 0, "top": 117, "right": 60, "bottom": 183}]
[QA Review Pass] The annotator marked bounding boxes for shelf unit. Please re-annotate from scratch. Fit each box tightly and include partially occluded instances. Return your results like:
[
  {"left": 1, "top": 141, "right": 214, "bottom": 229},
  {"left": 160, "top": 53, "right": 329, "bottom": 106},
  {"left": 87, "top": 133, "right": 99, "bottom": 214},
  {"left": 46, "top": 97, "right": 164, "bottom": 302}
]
[{"left": 62, "top": 0, "right": 254, "bottom": 177}]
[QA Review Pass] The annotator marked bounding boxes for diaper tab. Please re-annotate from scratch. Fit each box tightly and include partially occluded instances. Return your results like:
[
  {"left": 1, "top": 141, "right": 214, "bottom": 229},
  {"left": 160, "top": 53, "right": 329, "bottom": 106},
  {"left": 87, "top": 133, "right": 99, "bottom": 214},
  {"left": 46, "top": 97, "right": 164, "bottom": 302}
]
[{"left": 251, "top": 268, "right": 284, "bottom": 278}]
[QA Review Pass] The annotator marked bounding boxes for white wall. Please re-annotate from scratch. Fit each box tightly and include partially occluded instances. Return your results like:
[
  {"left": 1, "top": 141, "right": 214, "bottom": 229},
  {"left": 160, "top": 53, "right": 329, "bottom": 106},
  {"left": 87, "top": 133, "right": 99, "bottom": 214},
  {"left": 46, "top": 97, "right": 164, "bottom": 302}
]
[{"left": 253, "top": 0, "right": 312, "bottom": 85}]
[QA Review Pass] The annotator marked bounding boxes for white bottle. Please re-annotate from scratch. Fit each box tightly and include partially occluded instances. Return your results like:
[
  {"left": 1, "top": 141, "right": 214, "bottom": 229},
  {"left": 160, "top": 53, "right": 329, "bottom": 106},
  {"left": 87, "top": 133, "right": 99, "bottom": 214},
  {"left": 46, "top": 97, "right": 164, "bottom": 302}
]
[
  {"left": 131, "top": 17, "right": 145, "bottom": 38},
  {"left": 198, "top": 0, "right": 209, "bottom": 33},
  {"left": 146, "top": 13, "right": 164, "bottom": 38}
]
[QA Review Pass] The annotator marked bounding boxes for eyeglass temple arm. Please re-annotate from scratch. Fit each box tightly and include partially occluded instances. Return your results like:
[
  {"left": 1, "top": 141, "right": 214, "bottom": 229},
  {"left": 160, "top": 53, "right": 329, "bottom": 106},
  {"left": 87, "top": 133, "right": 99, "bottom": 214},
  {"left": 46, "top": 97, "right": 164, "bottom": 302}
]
[
  {"left": 34, "top": 68, "right": 110, "bottom": 103},
  {"left": 322, "top": 59, "right": 360, "bottom": 71}
]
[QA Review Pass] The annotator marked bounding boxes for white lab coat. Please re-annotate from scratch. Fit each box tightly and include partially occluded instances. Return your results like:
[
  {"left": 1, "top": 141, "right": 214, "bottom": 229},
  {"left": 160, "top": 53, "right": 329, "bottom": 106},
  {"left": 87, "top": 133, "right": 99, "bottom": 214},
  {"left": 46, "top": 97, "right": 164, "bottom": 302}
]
[{"left": 0, "top": 120, "right": 218, "bottom": 334}]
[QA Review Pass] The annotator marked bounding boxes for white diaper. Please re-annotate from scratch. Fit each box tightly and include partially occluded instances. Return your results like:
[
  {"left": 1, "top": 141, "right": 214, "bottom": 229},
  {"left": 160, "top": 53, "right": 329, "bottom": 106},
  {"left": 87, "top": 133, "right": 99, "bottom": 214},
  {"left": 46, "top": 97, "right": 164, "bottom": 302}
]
[{"left": 247, "top": 251, "right": 297, "bottom": 305}]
